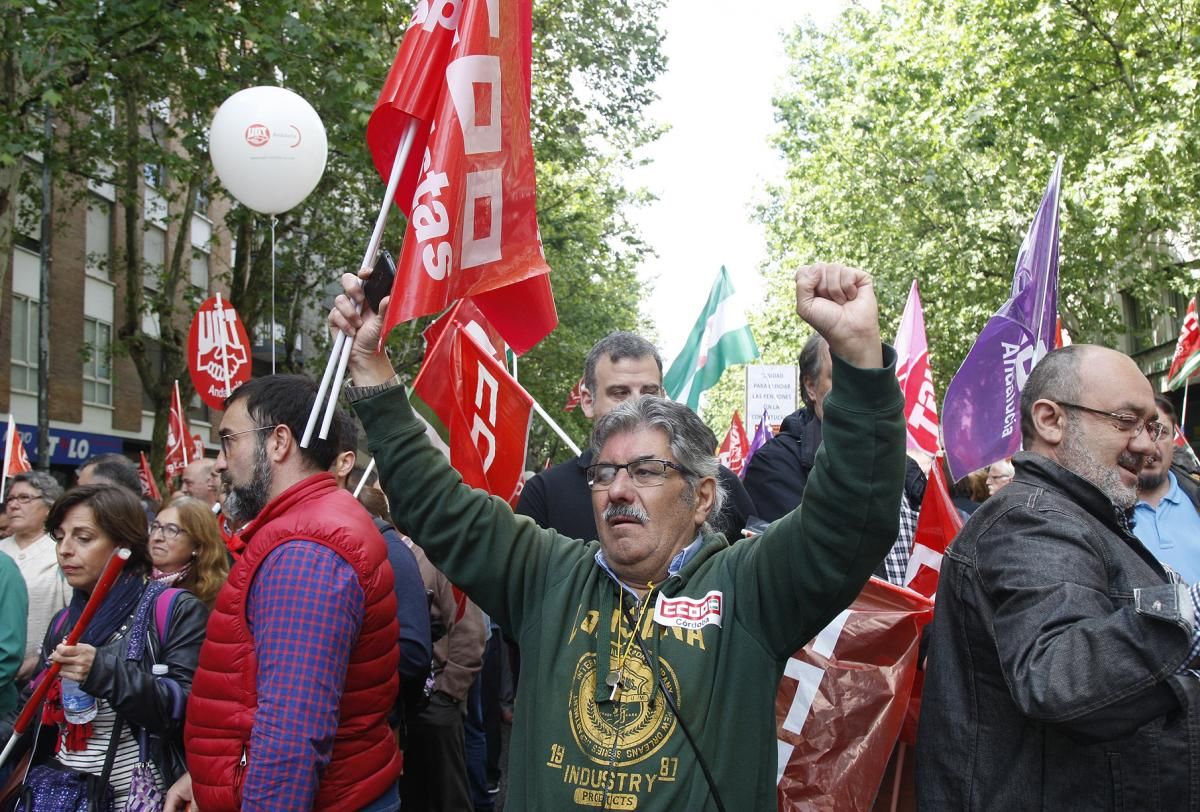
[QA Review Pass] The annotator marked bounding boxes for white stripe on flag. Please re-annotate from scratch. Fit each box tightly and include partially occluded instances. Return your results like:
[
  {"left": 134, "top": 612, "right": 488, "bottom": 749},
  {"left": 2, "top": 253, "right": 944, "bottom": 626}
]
[{"left": 903, "top": 543, "right": 943, "bottom": 587}]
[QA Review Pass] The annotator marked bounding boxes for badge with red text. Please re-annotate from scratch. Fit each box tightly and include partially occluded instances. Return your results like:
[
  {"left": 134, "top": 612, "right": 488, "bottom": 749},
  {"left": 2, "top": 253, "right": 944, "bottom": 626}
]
[
  {"left": 653, "top": 590, "right": 724, "bottom": 630},
  {"left": 188, "top": 295, "right": 252, "bottom": 410}
]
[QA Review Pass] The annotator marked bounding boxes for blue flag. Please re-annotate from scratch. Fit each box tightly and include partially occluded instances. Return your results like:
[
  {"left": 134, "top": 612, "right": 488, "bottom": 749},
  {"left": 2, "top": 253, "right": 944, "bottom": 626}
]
[{"left": 941, "top": 157, "right": 1063, "bottom": 481}]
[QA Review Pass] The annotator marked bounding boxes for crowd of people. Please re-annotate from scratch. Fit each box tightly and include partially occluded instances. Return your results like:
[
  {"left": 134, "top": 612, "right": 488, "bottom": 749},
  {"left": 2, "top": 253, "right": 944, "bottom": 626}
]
[{"left": 1, "top": 262, "right": 1198, "bottom": 810}]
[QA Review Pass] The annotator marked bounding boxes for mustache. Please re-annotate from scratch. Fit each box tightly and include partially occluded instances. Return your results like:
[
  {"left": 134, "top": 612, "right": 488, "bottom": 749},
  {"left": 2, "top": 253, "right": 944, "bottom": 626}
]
[
  {"left": 1118, "top": 451, "right": 1146, "bottom": 472},
  {"left": 603, "top": 504, "right": 649, "bottom": 524}
]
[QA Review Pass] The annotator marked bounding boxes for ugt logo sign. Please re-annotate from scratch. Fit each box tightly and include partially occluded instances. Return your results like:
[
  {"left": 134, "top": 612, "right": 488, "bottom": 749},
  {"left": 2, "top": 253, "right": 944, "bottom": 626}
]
[{"left": 244, "top": 124, "right": 270, "bottom": 147}]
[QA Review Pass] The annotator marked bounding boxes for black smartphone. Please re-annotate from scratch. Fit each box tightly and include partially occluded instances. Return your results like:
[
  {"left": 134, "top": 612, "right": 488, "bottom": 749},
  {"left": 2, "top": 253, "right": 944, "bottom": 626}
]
[{"left": 363, "top": 249, "right": 397, "bottom": 313}]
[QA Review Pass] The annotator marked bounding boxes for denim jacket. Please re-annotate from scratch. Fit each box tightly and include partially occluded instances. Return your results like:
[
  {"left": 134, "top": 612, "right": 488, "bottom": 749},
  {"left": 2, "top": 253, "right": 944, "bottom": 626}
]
[{"left": 917, "top": 452, "right": 1200, "bottom": 811}]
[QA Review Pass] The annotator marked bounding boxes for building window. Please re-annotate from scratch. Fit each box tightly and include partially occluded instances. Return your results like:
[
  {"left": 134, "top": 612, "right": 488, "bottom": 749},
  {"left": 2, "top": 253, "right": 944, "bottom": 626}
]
[
  {"left": 144, "top": 223, "right": 166, "bottom": 291},
  {"left": 85, "top": 197, "right": 112, "bottom": 279},
  {"left": 82, "top": 318, "right": 113, "bottom": 406},
  {"left": 10, "top": 294, "right": 37, "bottom": 394}
]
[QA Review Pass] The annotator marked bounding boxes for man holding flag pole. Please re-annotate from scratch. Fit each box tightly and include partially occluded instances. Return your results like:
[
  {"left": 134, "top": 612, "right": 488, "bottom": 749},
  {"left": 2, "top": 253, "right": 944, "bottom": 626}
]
[{"left": 329, "top": 261, "right": 906, "bottom": 810}]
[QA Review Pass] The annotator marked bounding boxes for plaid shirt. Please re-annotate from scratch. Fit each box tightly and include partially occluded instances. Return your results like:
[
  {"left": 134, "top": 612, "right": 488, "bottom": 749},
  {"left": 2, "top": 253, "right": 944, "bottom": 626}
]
[
  {"left": 244, "top": 541, "right": 364, "bottom": 812},
  {"left": 878, "top": 493, "right": 917, "bottom": 586}
]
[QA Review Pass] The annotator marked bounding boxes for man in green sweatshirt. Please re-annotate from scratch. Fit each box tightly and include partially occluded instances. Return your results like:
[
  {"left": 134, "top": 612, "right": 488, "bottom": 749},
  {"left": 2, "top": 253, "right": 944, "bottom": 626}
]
[{"left": 330, "top": 263, "right": 905, "bottom": 811}]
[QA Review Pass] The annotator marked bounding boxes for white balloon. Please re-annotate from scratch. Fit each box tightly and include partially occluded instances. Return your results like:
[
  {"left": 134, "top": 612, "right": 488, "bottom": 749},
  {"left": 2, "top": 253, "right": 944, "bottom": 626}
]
[{"left": 209, "top": 87, "right": 328, "bottom": 215}]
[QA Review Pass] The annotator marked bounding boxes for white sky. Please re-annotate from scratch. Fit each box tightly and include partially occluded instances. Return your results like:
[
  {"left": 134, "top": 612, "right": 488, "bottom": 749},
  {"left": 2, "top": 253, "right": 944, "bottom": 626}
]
[{"left": 630, "top": 1, "right": 850, "bottom": 368}]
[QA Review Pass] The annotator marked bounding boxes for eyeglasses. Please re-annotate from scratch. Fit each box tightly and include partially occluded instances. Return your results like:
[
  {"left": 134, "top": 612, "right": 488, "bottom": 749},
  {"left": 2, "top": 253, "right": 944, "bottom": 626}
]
[
  {"left": 586, "top": 459, "right": 691, "bottom": 490},
  {"left": 3, "top": 493, "right": 40, "bottom": 508},
  {"left": 149, "top": 521, "right": 186, "bottom": 541},
  {"left": 219, "top": 425, "right": 278, "bottom": 456},
  {"left": 1055, "top": 402, "right": 1167, "bottom": 442}
]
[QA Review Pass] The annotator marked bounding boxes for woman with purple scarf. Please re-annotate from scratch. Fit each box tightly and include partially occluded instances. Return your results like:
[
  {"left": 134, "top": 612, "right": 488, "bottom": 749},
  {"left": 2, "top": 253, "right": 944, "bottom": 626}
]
[{"left": 0, "top": 485, "right": 209, "bottom": 809}]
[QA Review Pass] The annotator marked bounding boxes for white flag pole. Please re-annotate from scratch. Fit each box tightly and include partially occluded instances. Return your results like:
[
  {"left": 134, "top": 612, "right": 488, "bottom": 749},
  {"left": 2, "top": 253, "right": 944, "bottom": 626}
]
[
  {"left": 215, "top": 292, "right": 233, "bottom": 399},
  {"left": 175, "top": 380, "right": 190, "bottom": 468},
  {"left": 1, "top": 416, "right": 14, "bottom": 502},
  {"left": 532, "top": 400, "right": 581, "bottom": 456},
  {"left": 352, "top": 457, "right": 377, "bottom": 499},
  {"left": 303, "top": 118, "right": 419, "bottom": 448}
]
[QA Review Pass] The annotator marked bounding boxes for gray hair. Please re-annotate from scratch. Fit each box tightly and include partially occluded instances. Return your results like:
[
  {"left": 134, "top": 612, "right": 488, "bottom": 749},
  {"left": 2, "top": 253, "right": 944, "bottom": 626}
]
[
  {"left": 1019, "top": 345, "right": 1085, "bottom": 447},
  {"left": 590, "top": 396, "right": 727, "bottom": 533},
  {"left": 583, "top": 332, "right": 663, "bottom": 395},
  {"left": 798, "top": 334, "right": 828, "bottom": 411},
  {"left": 11, "top": 470, "right": 63, "bottom": 505}
]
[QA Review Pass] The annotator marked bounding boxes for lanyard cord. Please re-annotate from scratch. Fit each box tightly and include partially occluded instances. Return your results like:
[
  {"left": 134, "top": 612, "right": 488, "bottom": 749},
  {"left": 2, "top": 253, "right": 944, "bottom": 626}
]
[{"left": 614, "top": 584, "right": 655, "bottom": 678}]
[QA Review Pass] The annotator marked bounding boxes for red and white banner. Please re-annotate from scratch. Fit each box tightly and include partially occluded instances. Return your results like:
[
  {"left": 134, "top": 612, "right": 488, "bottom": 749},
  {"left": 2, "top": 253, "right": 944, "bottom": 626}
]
[
  {"left": 165, "top": 381, "right": 192, "bottom": 479},
  {"left": 369, "top": 0, "right": 556, "bottom": 355},
  {"left": 895, "top": 280, "right": 940, "bottom": 455},
  {"left": 776, "top": 578, "right": 934, "bottom": 811},
  {"left": 412, "top": 301, "right": 533, "bottom": 501},
  {"left": 903, "top": 460, "right": 963, "bottom": 599},
  {"left": 138, "top": 452, "right": 162, "bottom": 501},
  {"left": 3, "top": 414, "right": 33, "bottom": 483},
  {"left": 1168, "top": 298, "right": 1200, "bottom": 390},
  {"left": 717, "top": 410, "right": 750, "bottom": 478},
  {"left": 563, "top": 378, "right": 584, "bottom": 412},
  {"left": 187, "top": 294, "right": 252, "bottom": 411}
]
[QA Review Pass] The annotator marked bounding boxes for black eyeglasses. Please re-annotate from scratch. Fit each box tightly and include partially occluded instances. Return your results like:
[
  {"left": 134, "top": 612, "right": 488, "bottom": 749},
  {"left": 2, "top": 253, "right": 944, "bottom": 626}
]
[
  {"left": 1055, "top": 402, "right": 1166, "bottom": 442},
  {"left": 3, "top": 493, "right": 40, "bottom": 508},
  {"left": 149, "top": 521, "right": 186, "bottom": 541},
  {"left": 586, "top": 459, "right": 691, "bottom": 490},
  {"left": 219, "top": 425, "right": 279, "bottom": 456}
]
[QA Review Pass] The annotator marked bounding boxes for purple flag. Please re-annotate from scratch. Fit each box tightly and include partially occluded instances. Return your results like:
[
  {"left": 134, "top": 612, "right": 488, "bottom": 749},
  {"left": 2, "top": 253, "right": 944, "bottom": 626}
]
[
  {"left": 741, "top": 408, "right": 773, "bottom": 478},
  {"left": 941, "top": 157, "right": 1063, "bottom": 481}
]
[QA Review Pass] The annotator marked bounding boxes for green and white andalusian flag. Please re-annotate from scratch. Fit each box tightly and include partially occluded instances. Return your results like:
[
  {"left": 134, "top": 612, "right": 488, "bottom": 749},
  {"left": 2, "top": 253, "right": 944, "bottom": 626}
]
[{"left": 664, "top": 266, "right": 760, "bottom": 410}]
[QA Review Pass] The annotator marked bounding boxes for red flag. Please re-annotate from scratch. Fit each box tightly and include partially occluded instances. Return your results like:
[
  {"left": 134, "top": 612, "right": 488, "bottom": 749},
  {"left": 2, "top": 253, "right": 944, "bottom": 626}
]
[
  {"left": 1055, "top": 314, "right": 1072, "bottom": 348},
  {"left": 165, "top": 381, "right": 192, "bottom": 480},
  {"left": 372, "top": 0, "right": 556, "bottom": 355},
  {"left": 563, "top": 378, "right": 584, "bottom": 412},
  {"left": 1168, "top": 298, "right": 1200, "bottom": 390},
  {"left": 4, "top": 415, "right": 33, "bottom": 479},
  {"left": 187, "top": 294, "right": 252, "bottom": 411},
  {"left": 894, "top": 280, "right": 940, "bottom": 455},
  {"left": 903, "top": 460, "right": 963, "bottom": 599},
  {"left": 716, "top": 410, "right": 750, "bottom": 477},
  {"left": 412, "top": 301, "right": 533, "bottom": 501},
  {"left": 776, "top": 578, "right": 934, "bottom": 809},
  {"left": 138, "top": 452, "right": 162, "bottom": 501}
]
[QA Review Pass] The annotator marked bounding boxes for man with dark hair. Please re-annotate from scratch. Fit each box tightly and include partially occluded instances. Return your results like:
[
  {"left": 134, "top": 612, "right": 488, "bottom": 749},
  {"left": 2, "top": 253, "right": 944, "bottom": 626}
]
[
  {"left": 173, "top": 374, "right": 402, "bottom": 812},
  {"left": 77, "top": 452, "right": 142, "bottom": 494},
  {"left": 742, "top": 333, "right": 830, "bottom": 521},
  {"left": 330, "top": 263, "right": 905, "bottom": 809},
  {"left": 1133, "top": 394, "right": 1200, "bottom": 582},
  {"left": 516, "top": 331, "right": 756, "bottom": 542},
  {"left": 918, "top": 345, "right": 1200, "bottom": 809}
]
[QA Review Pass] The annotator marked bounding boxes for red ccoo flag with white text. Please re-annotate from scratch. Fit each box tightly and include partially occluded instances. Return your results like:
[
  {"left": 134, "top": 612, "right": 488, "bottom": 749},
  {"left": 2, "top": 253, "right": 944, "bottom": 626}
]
[
  {"left": 412, "top": 301, "right": 533, "bottom": 501},
  {"left": 776, "top": 578, "right": 934, "bottom": 810},
  {"left": 369, "top": 0, "right": 556, "bottom": 355},
  {"left": 717, "top": 410, "right": 750, "bottom": 478},
  {"left": 1167, "top": 298, "right": 1200, "bottom": 391},
  {"left": 164, "top": 382, "right": 192, "bottom": 480},
  {"left": 895, "top": 280, "right": 940, "bottom": 456},
  {"left": 903, "top": 460, "right": 963, "bottom": 599},
  {"left": 138, "top": 452, "right": 162, "bottom": 501}
]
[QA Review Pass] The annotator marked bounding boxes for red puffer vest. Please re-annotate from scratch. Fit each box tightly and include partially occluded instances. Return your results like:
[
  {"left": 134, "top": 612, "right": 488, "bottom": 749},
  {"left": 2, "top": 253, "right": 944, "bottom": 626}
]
[{"left": 185, "top": 473, "right": 400, "bottom": 810}]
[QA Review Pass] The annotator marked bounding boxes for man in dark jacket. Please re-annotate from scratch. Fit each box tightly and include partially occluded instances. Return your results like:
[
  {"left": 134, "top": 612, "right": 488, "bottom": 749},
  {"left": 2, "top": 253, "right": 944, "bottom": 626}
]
[
  {"left": 918, "top": 345, "right": 1200, "bottom": 810},
  {"left": 516, "top": 332, "right": 756, "bottom": 542},
  {"left": 742, "top": 334, "right": 830, "bottom": 522}
]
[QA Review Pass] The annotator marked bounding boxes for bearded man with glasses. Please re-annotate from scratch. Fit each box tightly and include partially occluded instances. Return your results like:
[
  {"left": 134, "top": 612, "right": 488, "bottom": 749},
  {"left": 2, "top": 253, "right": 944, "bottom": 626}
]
[
  {"left": 919, "top": 344, "right": 1200, "bottom": 810},
  {"left": 329, "top": 263, "right": 906, "bottom": 811}
]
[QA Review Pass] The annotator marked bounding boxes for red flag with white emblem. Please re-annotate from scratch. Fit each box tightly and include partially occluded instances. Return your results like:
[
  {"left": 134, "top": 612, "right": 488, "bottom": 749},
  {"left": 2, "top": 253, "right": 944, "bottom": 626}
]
[
  {"left": 164, "top": 381, "right": 192, "bottom": 480},
  {"left": 903, "top": 460, "right": 963, "bottom": 599},
  {"left": 372, "top": 0, "right": 556, "bottom": 355},
  {"left": 411, "top": 301, "right": 533, "bottom": 501},
  {"left": 1168, "top": 298, "right": 1200, "bottom": 390},
  {"left": 563, "top": 378, "right": 584, "bottom": 412},
  {"left": 894, "top": 280, "right": 940, "bottom": 455},
  {"left": 717, "top": 410, "right": 750, "bottom": 477},
  {"left": 138, "top": 452, "right": 162, "bottom": 501},
  {"left": 776, "top": 578, "right": 934, "bottom": 809},
  {"left": 3, "top": 415, "right": 33, "bottom": 493}
]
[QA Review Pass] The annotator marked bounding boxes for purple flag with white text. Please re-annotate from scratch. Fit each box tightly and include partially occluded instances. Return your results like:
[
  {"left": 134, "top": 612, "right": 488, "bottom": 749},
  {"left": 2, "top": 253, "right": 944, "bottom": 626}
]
[
  {"left": 941, "top": 158, "right": 1063, "bottom": 481},
  {"left": 741, "top": 408, "right": 773, "bottom": 477}
]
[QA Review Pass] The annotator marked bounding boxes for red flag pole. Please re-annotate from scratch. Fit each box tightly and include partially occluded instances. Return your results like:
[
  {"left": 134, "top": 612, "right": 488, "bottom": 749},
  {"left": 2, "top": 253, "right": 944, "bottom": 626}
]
[
  {"left": 0, "top": 547, "right": 132, "bottom": 770},
  {"left": 302, "top": 118, "right": 419, "bottom": 449}
]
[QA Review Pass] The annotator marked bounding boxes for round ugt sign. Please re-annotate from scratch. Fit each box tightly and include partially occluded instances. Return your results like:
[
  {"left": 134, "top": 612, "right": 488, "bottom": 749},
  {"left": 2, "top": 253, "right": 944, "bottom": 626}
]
[{"left": 188, "top": 296, "right": 252, "bottom": 411}]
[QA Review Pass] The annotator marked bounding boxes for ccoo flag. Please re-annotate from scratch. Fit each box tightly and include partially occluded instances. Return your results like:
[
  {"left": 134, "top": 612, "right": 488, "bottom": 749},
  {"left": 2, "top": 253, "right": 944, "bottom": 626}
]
[
  {"left": 2, "top": 415, "right": 33, "bottom": 501},
  {"left": 370, "top": 0, "right": 556, "bottom": 355},
  {"left": 664, "top": 267, "right": 759, "bottom": 410},
  {"left": 717, "top": 410, "right": 751, "bottom": 478},
  {"left": 1166, "top": 298, "right": 1200, "bottom": 390},
  {"left": 894, "top": 280, "right": 940, "bottom": 455},
  {"left": 941, "top": 158, "right": 1063, "bottom": 480}
]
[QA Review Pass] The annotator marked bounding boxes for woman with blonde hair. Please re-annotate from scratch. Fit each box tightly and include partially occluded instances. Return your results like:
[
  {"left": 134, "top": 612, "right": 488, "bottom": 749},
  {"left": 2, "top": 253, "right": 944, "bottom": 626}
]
[{"left": 150, "top": 497, "right": 229, "bottom": 607}]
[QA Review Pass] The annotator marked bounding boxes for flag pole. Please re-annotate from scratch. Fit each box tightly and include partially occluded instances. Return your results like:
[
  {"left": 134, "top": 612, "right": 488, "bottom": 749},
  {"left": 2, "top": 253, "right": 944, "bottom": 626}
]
[
  {"left": 353, "top": 457, "right": 377, "bottom": 498},
  {"left": 1031, "top": 155, "right": 1063, "bottom": 358},
  {"left": 532, "top": 400, "right": 581, "bottom": 456},
  {"left": 215, "top": 292, "right": 233, "bottom": 400},
  {"left": 303, "top": 118, "right": 419, "bottom": 448},
  {"left": 1183, "top": 383, "right": 1190, "bottom": 432},
  {"left": 1, "top": 416, "right": 13, "bottom": 502},
  {"left": 175, "top": 380, "right": 190, "bottom": 468}
]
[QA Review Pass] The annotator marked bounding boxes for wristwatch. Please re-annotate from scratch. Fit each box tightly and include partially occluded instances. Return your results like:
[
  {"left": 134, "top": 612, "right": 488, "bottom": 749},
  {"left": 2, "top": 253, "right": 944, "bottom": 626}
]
[{"left": 344, "top": 373, "right": 404, "bottom": 403}]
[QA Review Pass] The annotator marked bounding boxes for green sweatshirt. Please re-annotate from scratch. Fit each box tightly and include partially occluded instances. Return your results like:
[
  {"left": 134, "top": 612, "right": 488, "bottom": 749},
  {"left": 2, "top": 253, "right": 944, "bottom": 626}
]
[{"left": 355, "top": 348, "right": 905, "bottom": 811}]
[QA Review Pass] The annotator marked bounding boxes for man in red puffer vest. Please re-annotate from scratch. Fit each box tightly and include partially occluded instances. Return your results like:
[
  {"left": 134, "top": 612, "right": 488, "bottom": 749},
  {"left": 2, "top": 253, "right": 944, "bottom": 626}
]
[{"left": 169, "top": 375, "right": 401, "bottom": 812}]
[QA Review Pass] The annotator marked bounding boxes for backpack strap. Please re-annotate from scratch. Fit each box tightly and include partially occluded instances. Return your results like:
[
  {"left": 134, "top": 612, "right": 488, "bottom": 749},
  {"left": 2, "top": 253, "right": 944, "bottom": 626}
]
[{"left": 155, "top": 588, "right": 183, "bottom": 644}]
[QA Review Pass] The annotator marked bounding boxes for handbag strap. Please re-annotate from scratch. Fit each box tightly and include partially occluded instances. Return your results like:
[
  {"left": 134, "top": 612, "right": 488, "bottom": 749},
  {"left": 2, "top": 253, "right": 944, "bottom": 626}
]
[{"left": 94, "top": 714, "right": 123, "bottom": 807}]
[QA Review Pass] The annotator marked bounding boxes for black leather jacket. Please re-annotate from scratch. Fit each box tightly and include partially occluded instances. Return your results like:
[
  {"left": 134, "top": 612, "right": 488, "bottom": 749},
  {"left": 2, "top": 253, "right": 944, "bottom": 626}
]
[{"left": 0, "top": 584, "right": 209, "bottom": 786}]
